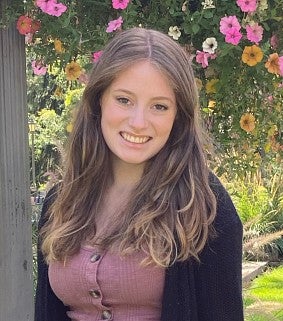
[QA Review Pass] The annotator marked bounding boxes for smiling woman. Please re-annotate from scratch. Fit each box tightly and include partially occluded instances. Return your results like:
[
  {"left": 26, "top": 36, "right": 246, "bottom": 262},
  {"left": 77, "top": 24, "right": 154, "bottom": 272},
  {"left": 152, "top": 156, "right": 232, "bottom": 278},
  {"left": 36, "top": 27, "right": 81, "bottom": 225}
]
[{"left": 35, "top": 28, "right": 244, "bottom": 321}]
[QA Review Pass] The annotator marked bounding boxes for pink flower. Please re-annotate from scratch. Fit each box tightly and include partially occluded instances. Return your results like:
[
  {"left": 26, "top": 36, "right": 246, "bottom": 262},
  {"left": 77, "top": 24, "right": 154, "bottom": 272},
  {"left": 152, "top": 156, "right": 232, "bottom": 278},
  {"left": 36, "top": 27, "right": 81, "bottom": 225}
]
[
  {"left": 46, "top": 1, "right": 67, "bottom": 16},
  {"left": 236, "top": 0, "right": 257, "bottom": 13},
  {"left": 92, "top": 50, "right": 103, "bottom": 62},
  {"left": 195, "top": 51, "right": 216, "bottom": 68},
  {"left": 106, "top": 16, "right": 123, "bottom": 33},
  {"left": 279, "top": 56, "right": 283, "bottom": 76},
  {"left": 246, "top": 23, "right": 263, "bottom": 44},
  {"left": 36, "top": 0, "right": 56, "bottom": 12},
  {"left": 25, "top": 33, "right": 33, "bottom": 44},
  {"left": 225, "top": 27, "right": 242, "bottom": 45},
  {"left": 32, "top": 61, "right": 47, "bottom": 76},
  {"left": 270, "top": 34, "right": 279, "bottom": 49},
  {"left": 220, "top": 16, "right": 241, "bottom": 35},
  {"left": 112, "top": 0, "right": 130, "bottom": 10},
  {"left": 36, "top": 0, "right": 67, "bottom": 17}
]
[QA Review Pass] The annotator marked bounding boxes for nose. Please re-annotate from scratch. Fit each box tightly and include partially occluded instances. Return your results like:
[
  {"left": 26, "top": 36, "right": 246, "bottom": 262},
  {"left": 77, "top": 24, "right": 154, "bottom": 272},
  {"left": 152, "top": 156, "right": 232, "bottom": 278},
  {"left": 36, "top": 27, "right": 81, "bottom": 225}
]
[{"left": 128, "top": 106, "right": 148, "bottom": 130}]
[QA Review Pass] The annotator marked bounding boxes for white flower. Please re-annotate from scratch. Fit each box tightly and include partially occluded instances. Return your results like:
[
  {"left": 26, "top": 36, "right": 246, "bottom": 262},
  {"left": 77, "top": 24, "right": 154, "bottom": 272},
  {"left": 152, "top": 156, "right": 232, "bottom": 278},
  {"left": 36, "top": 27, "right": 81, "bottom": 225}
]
[
  {"left": 258, "top": 0, "right": 268, "bottom": 11},
  {"left": 201, "top": 0, "right": 215, "bottom": 9},
  {"left": 168, "top": 26, "right": 181, "bottom": 40},
  {"left": 202, "top": 37, "right": 218, "bottom": 54}
]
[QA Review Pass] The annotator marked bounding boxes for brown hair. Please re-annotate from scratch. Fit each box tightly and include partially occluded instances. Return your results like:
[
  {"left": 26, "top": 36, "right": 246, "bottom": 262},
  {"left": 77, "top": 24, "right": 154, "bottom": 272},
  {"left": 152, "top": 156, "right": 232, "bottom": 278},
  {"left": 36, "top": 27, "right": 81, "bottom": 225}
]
[{"left": 41, "top": 28, "right": 216, "bottom": 267}]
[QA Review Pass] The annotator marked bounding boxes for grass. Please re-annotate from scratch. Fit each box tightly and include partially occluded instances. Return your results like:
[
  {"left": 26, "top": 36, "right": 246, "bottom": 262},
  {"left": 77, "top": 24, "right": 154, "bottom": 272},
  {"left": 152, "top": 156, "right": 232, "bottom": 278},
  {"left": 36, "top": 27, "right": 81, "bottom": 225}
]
[{"left": 244, "top": 266, "right": 283, "bottom": 321}]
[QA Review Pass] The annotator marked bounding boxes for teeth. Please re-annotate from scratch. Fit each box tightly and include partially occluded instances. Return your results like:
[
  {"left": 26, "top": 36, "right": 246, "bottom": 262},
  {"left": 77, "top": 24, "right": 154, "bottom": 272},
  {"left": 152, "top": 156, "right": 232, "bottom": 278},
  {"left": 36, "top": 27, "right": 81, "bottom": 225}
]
[{"left": 121, "top": 133, "right": 150, "bottom": 144}]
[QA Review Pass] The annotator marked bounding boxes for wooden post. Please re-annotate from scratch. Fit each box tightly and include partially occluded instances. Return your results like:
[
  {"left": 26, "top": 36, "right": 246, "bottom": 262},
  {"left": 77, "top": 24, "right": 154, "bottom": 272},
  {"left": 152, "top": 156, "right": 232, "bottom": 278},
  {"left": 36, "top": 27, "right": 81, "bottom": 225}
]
[{"left": 0, "top": 1, "right": 34, "bottom": 320}]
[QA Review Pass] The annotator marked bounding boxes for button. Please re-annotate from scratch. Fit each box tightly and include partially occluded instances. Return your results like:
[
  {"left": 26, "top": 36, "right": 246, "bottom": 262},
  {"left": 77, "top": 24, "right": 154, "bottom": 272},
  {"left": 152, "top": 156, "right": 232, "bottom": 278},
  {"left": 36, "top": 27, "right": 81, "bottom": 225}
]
[
  {"left": 101, "top": 310, "right": 112, "bottom": 320},
  {"left": 90, "top": 253, "right": 101, "bottom": 262},
  {"left": 89, "top": 289, "right": 101, "bottom": 298}
]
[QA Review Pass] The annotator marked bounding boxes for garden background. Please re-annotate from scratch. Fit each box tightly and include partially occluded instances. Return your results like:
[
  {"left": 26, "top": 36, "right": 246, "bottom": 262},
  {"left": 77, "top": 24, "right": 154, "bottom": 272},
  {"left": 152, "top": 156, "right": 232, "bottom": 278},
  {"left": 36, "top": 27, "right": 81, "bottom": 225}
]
[{"left": 1, "top": 0, "right": 283, "bottom": 320}]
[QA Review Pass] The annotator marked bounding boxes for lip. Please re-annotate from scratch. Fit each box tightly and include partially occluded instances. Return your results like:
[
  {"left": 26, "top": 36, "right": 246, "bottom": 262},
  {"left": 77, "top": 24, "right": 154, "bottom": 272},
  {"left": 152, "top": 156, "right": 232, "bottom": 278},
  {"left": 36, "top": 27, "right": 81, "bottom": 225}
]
[{"left": 120, "top": 131, "right": 152, "bottom": 144}]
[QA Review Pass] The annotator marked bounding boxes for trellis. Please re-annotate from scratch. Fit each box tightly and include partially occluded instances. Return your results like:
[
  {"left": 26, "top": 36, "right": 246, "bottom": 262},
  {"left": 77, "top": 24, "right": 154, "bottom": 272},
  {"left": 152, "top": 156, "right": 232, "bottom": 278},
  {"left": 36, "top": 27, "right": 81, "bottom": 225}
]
[{"left": 0, "top": 0, "right": 34, "bottom": 320}]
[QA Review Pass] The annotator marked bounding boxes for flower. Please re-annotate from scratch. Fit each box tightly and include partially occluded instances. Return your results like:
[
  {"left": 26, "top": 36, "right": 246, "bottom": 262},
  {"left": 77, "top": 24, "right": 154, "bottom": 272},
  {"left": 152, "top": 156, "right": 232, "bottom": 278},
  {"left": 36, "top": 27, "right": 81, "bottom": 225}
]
[
  {"left": 92, "top": 50, "right": 103, "bottom": 62},
  {"left": 279, "top": 56, "right": 283, "bottom": 76},
  {"left": 32, "top": 61, "right": 47, "bottom": 75},
  {"left": 246, "top": 23, "right": 263, "bottom": 44},
  {"left": 65, "top": 61, "right": 82, "bottom": 81},
  {"left": 46, "top": 1, "right": 67, "bottom": 17},
  {"left": 242, "top": 45, "right": 263, "bottom": 66},
  {"left": 270, "top": 34, "right": 279, "bottom": 49},
  {"left": 36, "top": 0, "right": 67, "bottom": 17},
  {"left": 195, "top": 51, "right": 210, "bottom": 68},
  {"left": 236, "top": 0, "right": 257, "bottom": 13},
  {"left": 208, "top": 100, "right": 216, "bottom": 108},
  {"left": 220, "top": 16, "right": 241, "bottom": 35},
  {"left": 202, "top": 37, "right": 218, "bottom": 54},
  {"left": 224, "top": 27, "right": 242, "bottom": 45},
  {"left": 168, "top": 26, "right": 181, "bottom": 40},
  {"left": 257, "top": 0, "right": 268, "bottom": 11},
  {"left": 201, "top": 0, "right": 215, "bottom": 9},
  {"left": 16, "top": 16, "right": 32, "bottom": 35},
  {"left": 265, "top": 53, "right": 281, "bottom": 75},
  {"left": 106, "top": 16, "right": 123, "bottom": 33},
  {"left": 205, "top": 79, "right": 219, "bottom": 94},
  {"left": 36, "top": 0, "right": 55, "bottom": 12},
  {"left": 182, "top": 1, "right": 188, "bottom": 12},
  {"left": 112, "top": 0, "right": 130, "bottom": 10},
  {"left": 240, "top": 113, "right": 256, "bottom": 132},
  {"left": 54, "top": 39, "right": 64, "bottom": 53},
  {"left": 30, "top": 20, "right": 41, "bottom": 33}
]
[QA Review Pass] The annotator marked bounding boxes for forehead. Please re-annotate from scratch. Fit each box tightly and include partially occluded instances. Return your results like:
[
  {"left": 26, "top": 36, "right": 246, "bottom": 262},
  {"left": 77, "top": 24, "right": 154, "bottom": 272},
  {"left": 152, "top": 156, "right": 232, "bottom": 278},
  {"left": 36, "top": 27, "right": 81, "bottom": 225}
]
[{"left": 107, "top": 60, "right": 176, "bottom": 98}]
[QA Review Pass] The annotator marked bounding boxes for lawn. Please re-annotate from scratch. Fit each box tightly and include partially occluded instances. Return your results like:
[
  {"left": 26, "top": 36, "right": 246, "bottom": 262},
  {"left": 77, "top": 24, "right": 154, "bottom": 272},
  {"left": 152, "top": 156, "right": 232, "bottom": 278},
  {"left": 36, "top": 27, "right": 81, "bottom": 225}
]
[{"left": 244, "top": 266, "right": 283, "bottom": 321}]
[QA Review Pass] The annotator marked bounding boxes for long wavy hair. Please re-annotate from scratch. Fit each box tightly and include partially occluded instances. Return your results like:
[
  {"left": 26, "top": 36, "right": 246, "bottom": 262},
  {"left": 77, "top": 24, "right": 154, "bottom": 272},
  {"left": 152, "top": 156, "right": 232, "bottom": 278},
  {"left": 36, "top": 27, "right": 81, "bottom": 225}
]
[{"left": 41, "top": 28, "right": 217, "bottom": 267}]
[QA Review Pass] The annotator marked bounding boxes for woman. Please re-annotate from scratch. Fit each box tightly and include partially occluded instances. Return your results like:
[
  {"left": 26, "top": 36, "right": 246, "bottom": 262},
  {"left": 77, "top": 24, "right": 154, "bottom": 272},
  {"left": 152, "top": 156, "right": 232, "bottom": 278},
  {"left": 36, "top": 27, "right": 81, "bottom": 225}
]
[{"left": 35, "top": 28, "right": 243, "bottom": 321}]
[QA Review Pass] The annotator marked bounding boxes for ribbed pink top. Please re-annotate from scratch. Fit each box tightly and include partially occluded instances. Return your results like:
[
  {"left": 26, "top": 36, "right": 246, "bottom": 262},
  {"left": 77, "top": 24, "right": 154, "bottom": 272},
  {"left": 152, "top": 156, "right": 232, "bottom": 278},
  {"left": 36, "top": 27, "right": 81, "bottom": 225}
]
[{"left": 48, "top": 246, "right": 165, "bottom": 321}]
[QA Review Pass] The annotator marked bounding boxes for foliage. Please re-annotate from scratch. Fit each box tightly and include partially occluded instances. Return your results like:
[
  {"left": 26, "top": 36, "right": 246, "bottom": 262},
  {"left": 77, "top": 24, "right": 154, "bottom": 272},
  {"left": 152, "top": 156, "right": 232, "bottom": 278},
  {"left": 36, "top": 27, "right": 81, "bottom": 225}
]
[
  {"left": 225, "top": 167, "right": 283, "bottom": 261},
  {"left": 1, "top": 0, "right": 283, "bottom": 179}
]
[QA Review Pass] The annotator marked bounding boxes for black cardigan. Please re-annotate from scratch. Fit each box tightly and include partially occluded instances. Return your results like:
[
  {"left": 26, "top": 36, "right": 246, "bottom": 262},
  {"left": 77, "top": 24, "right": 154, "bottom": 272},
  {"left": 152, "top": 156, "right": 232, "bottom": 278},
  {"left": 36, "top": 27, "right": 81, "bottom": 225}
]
[{"left": 35, "top": 175, "right": 244, "bottom": 321}]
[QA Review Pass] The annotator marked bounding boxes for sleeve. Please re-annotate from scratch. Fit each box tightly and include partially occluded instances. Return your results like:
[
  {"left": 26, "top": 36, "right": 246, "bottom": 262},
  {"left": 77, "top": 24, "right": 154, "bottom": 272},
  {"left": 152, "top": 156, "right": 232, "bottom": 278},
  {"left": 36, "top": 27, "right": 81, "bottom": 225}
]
[
  {"left": 34, "top": 186, "right": 71, "bottom": 321},
  {"left": 194, "top": 175, "right": 244, "bottom": 321}
]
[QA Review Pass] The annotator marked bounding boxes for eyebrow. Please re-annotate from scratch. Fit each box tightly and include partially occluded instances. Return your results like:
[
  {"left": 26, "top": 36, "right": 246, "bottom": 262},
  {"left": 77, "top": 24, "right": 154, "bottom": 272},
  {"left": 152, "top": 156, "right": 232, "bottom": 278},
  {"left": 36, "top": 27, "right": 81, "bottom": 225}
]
[{"left": 113, "top": 89, "right": 175, "bottom": 104}]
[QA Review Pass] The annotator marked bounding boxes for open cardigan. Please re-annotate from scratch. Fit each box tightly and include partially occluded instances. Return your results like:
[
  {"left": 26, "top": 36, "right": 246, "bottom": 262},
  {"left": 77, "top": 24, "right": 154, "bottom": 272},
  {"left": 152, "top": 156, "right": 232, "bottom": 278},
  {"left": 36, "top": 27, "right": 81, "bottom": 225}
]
[{"left": 35, "top": 174, "right": 244, "bottom": 321}]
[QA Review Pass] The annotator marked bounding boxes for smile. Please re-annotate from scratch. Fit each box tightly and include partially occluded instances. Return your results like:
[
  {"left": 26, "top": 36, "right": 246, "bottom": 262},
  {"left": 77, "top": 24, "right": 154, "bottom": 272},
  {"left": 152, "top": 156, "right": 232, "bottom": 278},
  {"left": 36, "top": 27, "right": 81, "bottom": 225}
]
[{"left": 120, "top": 132, "right": 151, "bottom": 144}]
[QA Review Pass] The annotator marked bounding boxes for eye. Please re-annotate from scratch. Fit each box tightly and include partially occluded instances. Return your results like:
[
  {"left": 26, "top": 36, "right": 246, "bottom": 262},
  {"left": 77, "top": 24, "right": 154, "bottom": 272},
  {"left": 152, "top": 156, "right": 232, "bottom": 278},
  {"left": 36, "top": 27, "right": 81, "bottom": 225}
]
[
  {"left": 117, "top": 97, "right": 130, "bottom": 105},
  {"left": 153, "top": 104, "right": 168, "bottom": 111}
]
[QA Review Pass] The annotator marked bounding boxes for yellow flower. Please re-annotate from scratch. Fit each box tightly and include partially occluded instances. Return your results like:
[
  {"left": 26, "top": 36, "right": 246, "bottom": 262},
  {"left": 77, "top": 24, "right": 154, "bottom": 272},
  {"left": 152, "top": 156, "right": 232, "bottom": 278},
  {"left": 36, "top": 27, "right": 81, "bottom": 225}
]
[
  {"left": 66, "top": 123, "right": 73, "bottom": 133},
  {"left": 267, "top": 125, "right": 278, "bottom": 137},
  {"left": 242, "top": 45, "right": 263, "bottom": 66},
  {"left": 240, "top": 113, "right": 256, "bottom": 132},
  {"left": 65, "top": 61, "right": 82, "bottom": 81},
  {"left": 54, "top": 38, "right": 65, "bottom": 53},
  {"left": 195, "top": 78, "right": 203, "bottom": 91},
  {"left": 208, "top": 100, "right": 216, "bottom": 109},
  {"left": 205, "top": 79, "right": 219, "bottom": 94},
  {"left": 265, "top": 53, "right": 280, "bottom": 75}
]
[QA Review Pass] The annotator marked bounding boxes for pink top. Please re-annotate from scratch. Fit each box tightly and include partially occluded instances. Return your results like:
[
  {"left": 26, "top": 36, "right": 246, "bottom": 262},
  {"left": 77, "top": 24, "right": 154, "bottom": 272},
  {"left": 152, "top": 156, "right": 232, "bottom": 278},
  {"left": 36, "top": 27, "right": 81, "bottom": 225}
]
[{"left": 48, "top": 246, "right": 165, "bottom": 321}]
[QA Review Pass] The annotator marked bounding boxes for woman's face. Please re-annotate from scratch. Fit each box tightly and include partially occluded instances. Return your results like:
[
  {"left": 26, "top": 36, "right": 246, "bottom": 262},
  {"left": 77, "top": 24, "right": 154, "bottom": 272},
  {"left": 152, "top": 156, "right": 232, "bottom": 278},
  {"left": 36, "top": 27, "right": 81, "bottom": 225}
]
[{"left": 100, "top": 60, "right": 177, "bottom": 167}]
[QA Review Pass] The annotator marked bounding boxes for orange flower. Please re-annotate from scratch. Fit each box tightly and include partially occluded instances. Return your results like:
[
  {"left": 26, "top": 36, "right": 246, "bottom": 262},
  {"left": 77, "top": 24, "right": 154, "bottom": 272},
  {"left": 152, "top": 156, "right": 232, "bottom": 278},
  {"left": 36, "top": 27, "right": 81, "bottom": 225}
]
[
  {"left": 54, "top": 39, "right": 65, "bottom": 53},
  {"left": 265, "top": 53, "right": 280, "bottom": 75},
  {"left": 208, "top": 100, "right": 216, "bottom": 109},
  {"left": 240, "top": 113, "right": 256, "bottom": 132},
  {"left": 242, "top": 45, "right": 263, "bottom": 66},
  {"left": 65, "top": 61, "right": 82, "bottom": 81}
]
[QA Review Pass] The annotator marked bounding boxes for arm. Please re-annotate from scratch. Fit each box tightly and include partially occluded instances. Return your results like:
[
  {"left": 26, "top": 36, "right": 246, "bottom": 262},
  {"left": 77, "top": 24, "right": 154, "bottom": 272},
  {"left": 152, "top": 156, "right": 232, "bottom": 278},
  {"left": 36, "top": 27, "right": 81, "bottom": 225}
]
[
  {"left": 195, "top": 175, "right": 244, "bottom": 321},
  {"left": 34, "top": 187, "right": 71, "bottom": 321}
]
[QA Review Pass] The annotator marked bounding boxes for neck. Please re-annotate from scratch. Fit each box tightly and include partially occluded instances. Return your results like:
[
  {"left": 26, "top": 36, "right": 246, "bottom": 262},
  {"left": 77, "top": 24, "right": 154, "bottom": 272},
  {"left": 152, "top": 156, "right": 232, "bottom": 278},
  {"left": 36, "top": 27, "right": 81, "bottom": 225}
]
[{"left": 111, "top": 157, "right": 145, "bottom": 191}]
